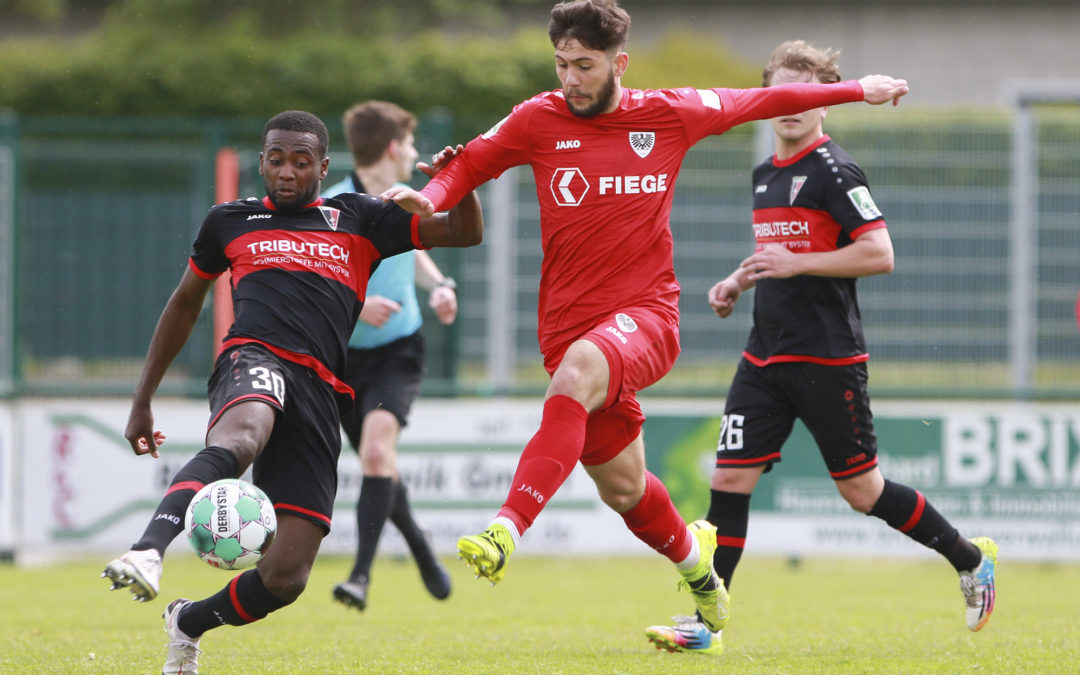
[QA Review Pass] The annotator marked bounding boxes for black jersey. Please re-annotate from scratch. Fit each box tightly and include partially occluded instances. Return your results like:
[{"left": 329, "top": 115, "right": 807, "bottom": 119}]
[
  {"left": 743, "top": 135, "right": 886, "bottom": 365},
  {"left": 189, "top": 193, "right": 422, "bottom": 393}
]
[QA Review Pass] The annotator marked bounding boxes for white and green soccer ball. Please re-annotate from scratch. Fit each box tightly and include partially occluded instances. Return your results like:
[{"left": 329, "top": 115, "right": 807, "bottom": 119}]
[{"left": 185, "top": 478, "right": 277, "bottom": 570}]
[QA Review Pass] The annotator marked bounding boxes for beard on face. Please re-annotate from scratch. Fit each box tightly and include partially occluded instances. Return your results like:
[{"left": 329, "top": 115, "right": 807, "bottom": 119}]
[{"left": 566, "top": 69, "right": 617, "bottom": 119}]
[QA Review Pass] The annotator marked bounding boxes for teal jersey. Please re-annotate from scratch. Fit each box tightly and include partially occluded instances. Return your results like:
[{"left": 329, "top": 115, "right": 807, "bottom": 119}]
[{"left": 323, "top": 174, "right": 422, "bottom": 349}]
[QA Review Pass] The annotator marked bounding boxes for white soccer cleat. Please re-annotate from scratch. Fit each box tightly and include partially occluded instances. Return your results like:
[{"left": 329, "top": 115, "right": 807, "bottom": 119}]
[
  {"left": 162, "top": 598, "right": 201, "bottom": 674},
  {"left": 102, "top": 548, "right": 162, "bottom": 602}
]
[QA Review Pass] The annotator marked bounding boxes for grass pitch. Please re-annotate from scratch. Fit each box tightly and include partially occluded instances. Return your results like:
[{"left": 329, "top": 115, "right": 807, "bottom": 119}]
[{"left": 2, "top": 552, "right": 1078, "bottom": 673}]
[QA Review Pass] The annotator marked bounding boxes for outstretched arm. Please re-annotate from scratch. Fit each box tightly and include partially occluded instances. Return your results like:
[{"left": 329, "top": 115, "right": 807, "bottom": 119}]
[
  {"left": 385, "top": 145, "right": 484, "bottom": 248},
  {"left": 725, "top": 76, "right": 909, "bottom": 128},
  {"left": 124, "top": 265, "right": 214, "bottom": 457}
]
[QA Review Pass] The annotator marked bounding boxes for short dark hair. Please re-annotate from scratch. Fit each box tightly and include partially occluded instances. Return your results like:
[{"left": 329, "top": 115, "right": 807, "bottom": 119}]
[
  {"left": 762, "top": 40, "right": 842, "bottom": 87},
  {"left": 262, "top": 110, "right": 329, "bottom": 159},
  {"left": 549, "top": 0, "right": 630, "bottom": 54},
  {"left": 342, "top": 101, "right": 417, "bottom": 168}
]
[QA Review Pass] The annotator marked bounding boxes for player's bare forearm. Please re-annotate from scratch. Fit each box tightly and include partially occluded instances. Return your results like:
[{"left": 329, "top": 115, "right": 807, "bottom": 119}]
[
  {"left": 127, "top": 268, "right": 212, "bottom": 455},
  {"left": 742, "top": 230, "right": 893, "bottom": 281},
  {"left": 446, "top": 190, "right": 484, "bottom": 247},
  {"left": 418, "top": 190, "right": 483, "bottom": 248}
]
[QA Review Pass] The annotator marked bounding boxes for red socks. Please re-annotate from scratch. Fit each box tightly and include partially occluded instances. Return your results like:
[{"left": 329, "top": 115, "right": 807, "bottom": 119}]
[
  {"left": 496, "top": 396, "right": 691, "bottom": 566},
  {"left": 498, "top": 395, "right": 587, "bottom": 534},
  {"left": 620, "top": 471, "right": 692, "bottom": 562}
]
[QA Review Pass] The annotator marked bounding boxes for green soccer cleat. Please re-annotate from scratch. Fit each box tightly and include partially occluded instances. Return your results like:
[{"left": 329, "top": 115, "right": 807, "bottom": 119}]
[
  {"left": 677, "top": 520, "right": 729, "bottom": 633},
  {"left": 961, "top": 536, "right": 998, "bottom": 631},
  {"left": 458, "top": 523, "right": 516, "bottom": 586}
]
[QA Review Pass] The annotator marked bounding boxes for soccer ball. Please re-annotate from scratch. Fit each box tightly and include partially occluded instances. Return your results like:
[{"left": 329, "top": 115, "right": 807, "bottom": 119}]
[{"left": 185, "top": 478, "right": 277, "bottom": 570}]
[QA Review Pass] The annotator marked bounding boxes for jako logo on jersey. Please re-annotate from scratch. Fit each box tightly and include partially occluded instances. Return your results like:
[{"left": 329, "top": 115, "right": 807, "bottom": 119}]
[
  {"left": 598, "top": 174, "right": 668, "bottom": 195},
  {"left": 628, "top": 131, "right": 655, "bottom": 158},
  {"left": 247, "top": 213, "right": 272, "bottom": 221},
  {"left": 318, "top": 206, "right": 341, "bottom": 231},
  {"left": 615, "top": 313, "right": 638, "bottom": 333},
  {"left": 790, "top": 176, "right": 807, "bottom": 204},
  {"left": 246, "top": 239, "right": 351, "bottom": 263},
  {"left": 605, "top": 326, "right": 627, "bottom": 344},
  {"left": 755, "top": 185, "right": 768, "bottom": 194},
  {"left": 550, "top": 167, "right": 589, "bottom": 206},
  {"left": 555, "top": 139, "right": 581, "bottom": 150}
]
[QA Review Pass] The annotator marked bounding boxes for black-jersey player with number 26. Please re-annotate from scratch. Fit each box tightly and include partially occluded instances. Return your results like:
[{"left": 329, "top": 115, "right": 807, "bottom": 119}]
[
  {"left": 101, "top": 110, "right": 482, "bottom": 674},
  {"left": 645, "top": 42, "right": 997, "bottom": 656}
]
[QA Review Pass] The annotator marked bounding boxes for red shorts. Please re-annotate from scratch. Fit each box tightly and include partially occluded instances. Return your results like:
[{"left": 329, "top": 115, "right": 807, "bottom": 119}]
[{"left": 543, "top": 307, "right": 680, "bottom": 466}]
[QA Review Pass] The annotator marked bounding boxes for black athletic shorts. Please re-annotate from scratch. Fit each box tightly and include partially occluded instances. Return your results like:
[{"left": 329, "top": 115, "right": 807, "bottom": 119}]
[
  {"left": 207, "top": 343, "right": 342, "bottom": 533},
  {"left": 339, "top": 331, "right": 425, "bottom": 451},
  {"left": 714, "top": 358, "right": 878, "bottom": 479}
]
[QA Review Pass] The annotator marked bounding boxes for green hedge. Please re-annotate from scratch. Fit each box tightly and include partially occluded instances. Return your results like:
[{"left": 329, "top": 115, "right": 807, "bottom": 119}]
[{"left": 0, "top": 16, "right": 757, "bottom": 140}]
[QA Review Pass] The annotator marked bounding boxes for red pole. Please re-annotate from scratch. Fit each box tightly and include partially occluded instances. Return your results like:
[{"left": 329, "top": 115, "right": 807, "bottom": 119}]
[
  {"left": 1075, "top": 290, "right": 1080, "bottom": 336},
  {"left": 213, "top": 148, "right": 239, "bottom": 353}
]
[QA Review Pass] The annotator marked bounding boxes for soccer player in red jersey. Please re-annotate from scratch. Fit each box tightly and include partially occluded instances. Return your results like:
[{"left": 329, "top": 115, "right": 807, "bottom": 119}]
[
  {"left": 645, "top": 41, "right": 997, "bottom": 656},
  {"left": 389, "top": 0, "right": 909, "bottom": 635}
]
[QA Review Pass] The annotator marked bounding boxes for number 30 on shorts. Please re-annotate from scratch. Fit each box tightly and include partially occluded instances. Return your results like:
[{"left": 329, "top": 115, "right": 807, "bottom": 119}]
[
  {"left": 249, "top": 366, "right": 286, "bottom": 405},
  {"left": 717, "top": 413, "right": 744, "bottom": 451}
]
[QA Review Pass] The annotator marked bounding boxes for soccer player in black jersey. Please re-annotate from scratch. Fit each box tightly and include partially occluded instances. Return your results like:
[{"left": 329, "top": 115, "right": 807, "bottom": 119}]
[
  {"left": 645, "top": 42, "right": 997, "bottom": 656},
  {"left": 101, "top": 110, "right": 482, "bottom": 674}
]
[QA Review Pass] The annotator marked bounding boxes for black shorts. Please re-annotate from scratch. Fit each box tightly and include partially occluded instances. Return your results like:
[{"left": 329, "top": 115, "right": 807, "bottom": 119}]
[
  {"left": 339, "top": 331, "right": 425, "bottom": 451},
  {"left": 714, "top": 358, "right": 878, "bottom": 479},
  {"left": 207, "top": 343, "right": 342, "bottom": 534}
]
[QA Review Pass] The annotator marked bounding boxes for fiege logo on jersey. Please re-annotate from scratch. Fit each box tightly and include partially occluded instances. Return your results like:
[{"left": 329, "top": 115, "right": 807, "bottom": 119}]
[{"left": 549, "top": 168, "right": 668, "bottom": 206}]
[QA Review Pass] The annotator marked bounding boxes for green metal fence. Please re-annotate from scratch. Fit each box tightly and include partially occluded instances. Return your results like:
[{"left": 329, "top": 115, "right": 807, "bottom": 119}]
[{"left": 2, "top": 108, "right": 1078, "bottom": 399}]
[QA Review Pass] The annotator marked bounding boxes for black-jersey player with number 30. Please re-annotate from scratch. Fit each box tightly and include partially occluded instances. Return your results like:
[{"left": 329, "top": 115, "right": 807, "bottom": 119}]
[
  {"left": 645, "top": 42, "right": 997, "bottom": 656},
  {"left": 101, "top": 110, "right": 482, "bottom": 674}
]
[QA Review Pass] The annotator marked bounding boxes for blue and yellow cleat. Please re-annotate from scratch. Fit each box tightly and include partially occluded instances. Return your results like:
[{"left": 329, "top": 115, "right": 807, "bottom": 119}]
[
  {"left": 646, "top": 616, "right": 723, "bottom": 655},
  {"left": 961, "top": 536, "right": 998, "bottom": 631}
]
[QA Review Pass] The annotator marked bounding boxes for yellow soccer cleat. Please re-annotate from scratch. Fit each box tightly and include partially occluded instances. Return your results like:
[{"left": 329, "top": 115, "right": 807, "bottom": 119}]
[
  {"left": 458, "top": 523, "right": 516, "bottom": 586},
  {"left": 676, "top": 520, "right": 729, "bottom": 633}
]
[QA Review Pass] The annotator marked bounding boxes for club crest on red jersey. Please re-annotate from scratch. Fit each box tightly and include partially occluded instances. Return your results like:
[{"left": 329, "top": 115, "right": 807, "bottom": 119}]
[
  {"left": 615, "top": 313, "right": 638, "bottom": 333},
  {"left": 318, "top": 206, "right": 341, "bottom": 231},
  {"left": 629, "top": 132, "right": 655, "bottom": 158}
]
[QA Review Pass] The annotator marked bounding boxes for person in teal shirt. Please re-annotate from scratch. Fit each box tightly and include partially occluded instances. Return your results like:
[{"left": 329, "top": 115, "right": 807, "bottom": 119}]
[{"left": 323, "top": 101, "right": 457, "bottom": 611}]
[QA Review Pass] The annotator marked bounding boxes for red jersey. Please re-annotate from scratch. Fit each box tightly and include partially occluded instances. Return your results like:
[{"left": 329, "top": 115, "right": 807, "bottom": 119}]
[{"left": 423, "top": 81, "right": 864, "bottom": 355}]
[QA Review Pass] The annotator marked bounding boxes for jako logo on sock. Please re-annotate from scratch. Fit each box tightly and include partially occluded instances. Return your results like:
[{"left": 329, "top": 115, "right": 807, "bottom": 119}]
[{"left": 515, "top": 483, "right": 545, "bottom": 504}]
